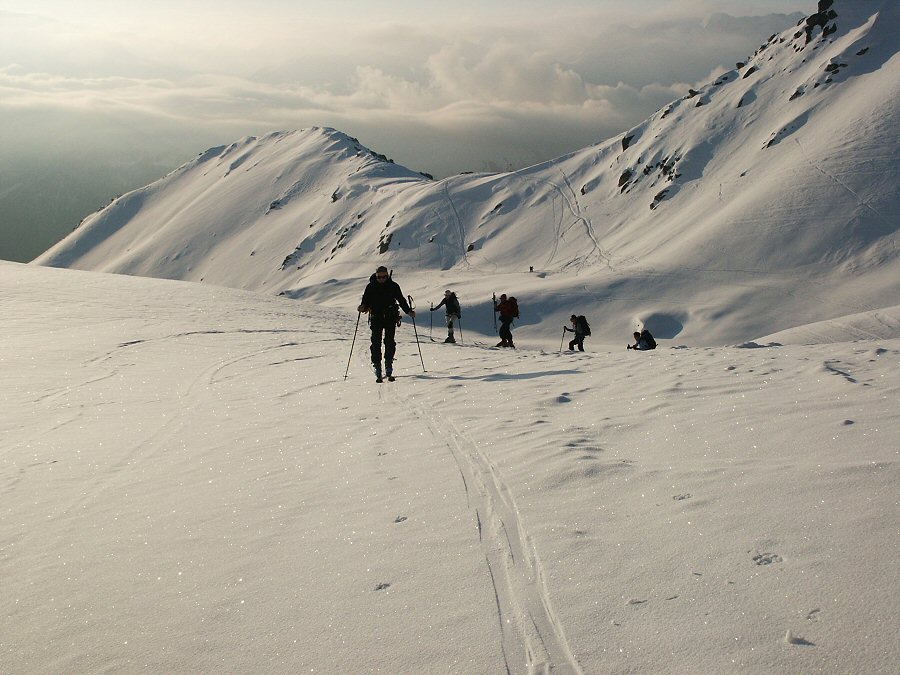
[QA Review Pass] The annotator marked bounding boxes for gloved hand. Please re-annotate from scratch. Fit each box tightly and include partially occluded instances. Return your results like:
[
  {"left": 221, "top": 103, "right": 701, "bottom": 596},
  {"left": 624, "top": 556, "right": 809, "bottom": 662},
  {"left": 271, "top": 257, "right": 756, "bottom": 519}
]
[{"left": 430, "top": 307, "right": 435, "bottom": 311}]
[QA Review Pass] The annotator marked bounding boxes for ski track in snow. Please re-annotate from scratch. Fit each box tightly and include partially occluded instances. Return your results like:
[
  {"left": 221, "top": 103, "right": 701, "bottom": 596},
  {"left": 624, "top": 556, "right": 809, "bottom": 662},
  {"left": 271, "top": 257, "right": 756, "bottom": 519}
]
[
  {"left": 442, "top": 182, "right": 475, "bottom": 272},
  {"left": 401, "top": 390, "right": 584, "bottom": 675},
  {"left": 509, "top": 169, "right": 609, "bottom": 275},
  {"left": 793, "top": 138, "right": 895, "bottom": 227},
  {"left": 554, "top": 168, "right": 610, "bottom": 273},
  {"left": 36, "top": 331, "right": 326, "bottom": 516}
]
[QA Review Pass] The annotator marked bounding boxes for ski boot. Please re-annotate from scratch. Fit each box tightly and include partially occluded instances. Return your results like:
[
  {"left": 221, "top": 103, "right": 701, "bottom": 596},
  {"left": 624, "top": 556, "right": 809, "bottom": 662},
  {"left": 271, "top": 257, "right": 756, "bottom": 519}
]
[
  {"left": 374, "top": 363, "right": 383, "bottom": 383},
  {"left": 385, "top": 362, "right": 395, "bottom": 382},
  {"left": 444, "top": 335, "right": 456, "bottom": 343}
]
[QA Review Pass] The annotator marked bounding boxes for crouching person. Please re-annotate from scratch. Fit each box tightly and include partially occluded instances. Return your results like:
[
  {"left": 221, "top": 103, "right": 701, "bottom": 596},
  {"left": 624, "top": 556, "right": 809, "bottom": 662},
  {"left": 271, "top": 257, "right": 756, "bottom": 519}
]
[{"left": 628, "top": 329, "right": 657, "bottom": 350}]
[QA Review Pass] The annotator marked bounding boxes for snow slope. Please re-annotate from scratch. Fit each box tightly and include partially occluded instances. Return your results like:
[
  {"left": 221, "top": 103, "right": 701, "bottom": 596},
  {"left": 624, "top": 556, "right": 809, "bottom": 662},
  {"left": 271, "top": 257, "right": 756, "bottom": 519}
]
[
  {"left": 3, "top": 260, "right": 898, "bottom": 674},
  {"left": 33, "top": 1, "right": 900, "bottom": 346}
]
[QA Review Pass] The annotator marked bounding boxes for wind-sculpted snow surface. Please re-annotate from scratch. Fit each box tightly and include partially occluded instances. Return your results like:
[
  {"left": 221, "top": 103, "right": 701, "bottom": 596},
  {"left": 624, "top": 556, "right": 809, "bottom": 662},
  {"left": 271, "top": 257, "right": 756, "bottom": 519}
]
[
  {"left": 33, "top": 0, "right": 900, "bottom": 347},
  {"left": 3, "top": 262, "right": 899, "bottom": 673}
]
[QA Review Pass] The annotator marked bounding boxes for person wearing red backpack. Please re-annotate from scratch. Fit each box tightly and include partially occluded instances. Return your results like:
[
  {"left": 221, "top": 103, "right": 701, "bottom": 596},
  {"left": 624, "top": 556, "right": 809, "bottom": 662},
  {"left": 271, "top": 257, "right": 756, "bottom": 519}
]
[{"left": 494, "top": 293, "right": 518, "bottom": 348}]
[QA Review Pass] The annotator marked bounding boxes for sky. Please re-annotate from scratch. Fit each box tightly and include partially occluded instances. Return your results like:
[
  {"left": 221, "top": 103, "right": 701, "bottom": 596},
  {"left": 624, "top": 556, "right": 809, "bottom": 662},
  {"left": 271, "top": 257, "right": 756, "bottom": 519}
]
[{"left": 0, "top": 0, "right": 815, "bottom": 262}]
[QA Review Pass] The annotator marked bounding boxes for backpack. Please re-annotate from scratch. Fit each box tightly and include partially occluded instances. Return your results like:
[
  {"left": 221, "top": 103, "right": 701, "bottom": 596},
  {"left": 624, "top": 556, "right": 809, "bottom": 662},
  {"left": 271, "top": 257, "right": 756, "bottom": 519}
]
[
  {"left": 577, "top": 315, "right": 591, "bottom": 336},
  {"left": 508, "top": 297, "right": 519, "bottom": 318},
  {"left": 448, "top": 294, "right": 461, "bottom": 317},
  {"left": 641, "top": 329, "right": 656, "bottom": 349}
]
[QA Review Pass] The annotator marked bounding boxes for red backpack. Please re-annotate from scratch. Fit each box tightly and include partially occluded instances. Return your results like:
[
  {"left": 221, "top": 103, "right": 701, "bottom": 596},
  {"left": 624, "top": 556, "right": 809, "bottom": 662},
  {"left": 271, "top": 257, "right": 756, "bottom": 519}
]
[{"left": 507, "top": 297, "right": 519, "bottom": 318}]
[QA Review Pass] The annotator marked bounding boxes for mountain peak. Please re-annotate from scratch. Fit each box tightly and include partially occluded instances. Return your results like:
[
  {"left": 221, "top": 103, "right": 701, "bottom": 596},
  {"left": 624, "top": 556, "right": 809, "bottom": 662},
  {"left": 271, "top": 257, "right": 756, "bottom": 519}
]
[{"left": 33, "top": 6, "right": 899, "bottom": 345}]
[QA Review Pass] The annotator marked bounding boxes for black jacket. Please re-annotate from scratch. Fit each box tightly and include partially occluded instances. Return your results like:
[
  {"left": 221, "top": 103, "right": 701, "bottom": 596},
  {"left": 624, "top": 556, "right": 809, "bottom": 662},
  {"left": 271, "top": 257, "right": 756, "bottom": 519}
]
[
  {"left": 433, "top": 293, "right": 460, "bottom": 316},
  {"left": 360, "top": 274, "right": 412, "bottom": 318}
]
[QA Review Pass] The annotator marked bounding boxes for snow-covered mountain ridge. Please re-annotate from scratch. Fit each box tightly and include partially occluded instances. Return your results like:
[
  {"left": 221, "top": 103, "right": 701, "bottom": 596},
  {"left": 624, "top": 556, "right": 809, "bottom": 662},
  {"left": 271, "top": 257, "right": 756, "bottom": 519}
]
[{"left": 34, "top": 0, "right": 900, "bottom": 346}]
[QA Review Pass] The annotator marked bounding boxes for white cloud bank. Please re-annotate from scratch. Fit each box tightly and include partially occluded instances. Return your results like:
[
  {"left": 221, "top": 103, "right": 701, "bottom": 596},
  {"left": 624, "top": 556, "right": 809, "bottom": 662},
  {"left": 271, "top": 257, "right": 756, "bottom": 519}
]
[{"left": 0, "top": 3, "right": 813, "bottom": 165}]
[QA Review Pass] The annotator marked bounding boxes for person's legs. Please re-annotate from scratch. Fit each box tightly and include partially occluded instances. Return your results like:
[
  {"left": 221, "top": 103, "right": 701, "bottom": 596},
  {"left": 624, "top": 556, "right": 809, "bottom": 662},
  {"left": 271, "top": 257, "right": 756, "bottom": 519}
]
[
  {"left": 370, "top": 320, "right": 384, "bottom": 367},
  {"left": 445, "top": 314, "right": 456, "bottom": 342},
  {"left": 383, "top": 321, "right": 397, "bottom": 371},
  {"left": 499, "top": 318, "right": 512, "bottom": 345}
]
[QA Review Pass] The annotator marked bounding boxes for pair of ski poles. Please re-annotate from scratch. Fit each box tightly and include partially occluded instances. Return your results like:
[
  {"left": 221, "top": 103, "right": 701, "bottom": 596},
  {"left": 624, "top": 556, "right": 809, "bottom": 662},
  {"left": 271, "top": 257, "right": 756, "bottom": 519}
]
[
  {"left": 431, "top": 302, "right": 464, "bottom": 344},
  {"left": 344, "top": 296, "right": 426, "bottom": 380}
]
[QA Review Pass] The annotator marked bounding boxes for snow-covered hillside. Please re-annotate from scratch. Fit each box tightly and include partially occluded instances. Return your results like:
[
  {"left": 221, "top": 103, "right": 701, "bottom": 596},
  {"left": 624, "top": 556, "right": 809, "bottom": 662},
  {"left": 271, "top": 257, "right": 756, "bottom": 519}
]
[
  {"left": 34, "top": 0, "right": 900, "bottom": 346},
  {"left": 3, "top": 261, "right": 899, "bottom": 674}
]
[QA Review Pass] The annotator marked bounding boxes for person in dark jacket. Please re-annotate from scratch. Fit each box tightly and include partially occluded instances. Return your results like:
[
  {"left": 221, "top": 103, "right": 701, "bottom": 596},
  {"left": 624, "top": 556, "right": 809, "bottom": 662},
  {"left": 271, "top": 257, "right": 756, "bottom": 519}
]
[
  {"left": 627, "top": 329, "right": 656, "bottom": 350},
  {"left": 431, "top": 290, "right": 461, "bottom": 343},
  {"left": 563, "top": 314, "right": 588, "bottom": 351},
  {"left": 357, "top": 266, "right": 415, "bottom": 381}
]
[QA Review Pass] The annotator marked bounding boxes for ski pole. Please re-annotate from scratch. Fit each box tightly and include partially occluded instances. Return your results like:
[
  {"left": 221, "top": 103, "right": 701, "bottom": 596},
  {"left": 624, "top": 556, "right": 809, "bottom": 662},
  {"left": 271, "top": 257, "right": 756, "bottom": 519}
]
[
  {"left": 559, "top": 327, "right": 566, "bottom": 353},
  {"left": 457, "top": 317, "right": 464, "bottom": 345},
  {"left": 344, "top": 311, "right": 362, "bottom": 380},
  {"left": 429, "top": 302, "right": 433, "bottom": 341},
  {"left": 492, "top": 293, "right": 497, "bottom": 333},
  {"left": 408, "top": 295, "right": 427, "bottom": 372}
]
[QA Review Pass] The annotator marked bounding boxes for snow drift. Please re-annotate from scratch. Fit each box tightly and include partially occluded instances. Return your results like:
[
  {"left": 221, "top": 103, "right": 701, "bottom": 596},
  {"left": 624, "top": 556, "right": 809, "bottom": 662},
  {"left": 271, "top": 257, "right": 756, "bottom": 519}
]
[{"left": 3, "top": 260, "right": 899, "bottom": 674}]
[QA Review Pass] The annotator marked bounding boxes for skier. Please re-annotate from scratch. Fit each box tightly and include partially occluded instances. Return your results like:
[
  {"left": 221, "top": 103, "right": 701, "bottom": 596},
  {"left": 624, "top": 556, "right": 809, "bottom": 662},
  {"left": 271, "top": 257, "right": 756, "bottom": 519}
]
[
  {"left": 627, "top": 329, "right": 656, "bottom": 351},
  {"left": 357, "top": 266, "right": 415, "bottom": 382},
  {"left": 430, "top": 290, "right": 461, "bottom": 343},
  {"left": 563, "top": 314, "right": 590, "bottom": 351},
  {"left": 494, "top": 293, "right": 518, "bottom": 348}
]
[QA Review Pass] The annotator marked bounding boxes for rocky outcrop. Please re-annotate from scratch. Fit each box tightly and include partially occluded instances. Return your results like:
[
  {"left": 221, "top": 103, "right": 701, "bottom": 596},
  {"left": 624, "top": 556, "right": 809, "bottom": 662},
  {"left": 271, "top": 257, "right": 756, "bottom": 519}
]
[{"left": 804, "top": 0, "right": 838, "bottom": 44}]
